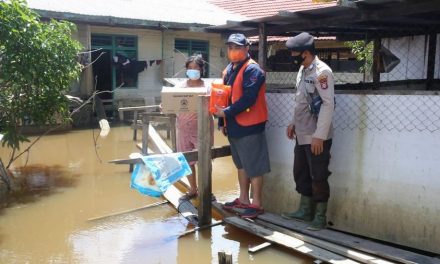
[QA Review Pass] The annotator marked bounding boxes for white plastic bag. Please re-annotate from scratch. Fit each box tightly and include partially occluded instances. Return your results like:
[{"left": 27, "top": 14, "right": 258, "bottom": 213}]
[{"left": 131, "top": 153, "right": 191, "bottom": 197}]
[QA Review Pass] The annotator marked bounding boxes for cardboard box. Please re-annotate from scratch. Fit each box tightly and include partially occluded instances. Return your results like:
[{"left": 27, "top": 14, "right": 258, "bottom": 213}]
[{"left": 161, "top": 86, "right": 208, "bottom": 114}]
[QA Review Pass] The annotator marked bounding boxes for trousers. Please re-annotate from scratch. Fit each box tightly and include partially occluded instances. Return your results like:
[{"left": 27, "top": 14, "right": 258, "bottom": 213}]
[{"left": 293, "top": 139, "right": 332, "bottom": 202}]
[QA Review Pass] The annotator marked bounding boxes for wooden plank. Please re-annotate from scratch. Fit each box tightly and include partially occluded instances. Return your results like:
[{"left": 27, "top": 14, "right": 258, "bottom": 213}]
[
  {"left": 255, "top": 219, "right": 395, "bottom": 264},
  {"left": 87, "top": 200, "right": 169, "bottom": 221},
  {"left": 225, "top": 216, "right": 359, "bottom": 264},
  {"left": 109, "top": 145, "right": 231, "bottom": 164},
  {"left": 248, "top": 242, "right": 272, "bottom": 253},
  {"left": 118, "top": 105, "right": 160, "bottom": 112},
  {"left": 178, "top": 220, "right": 223, "bottom": 238},
  {"left": 257, "top": 213, "right": 440, "bottom": 264},
  {"left": 197, "top": 95, "right": 212, "bottom": 225},
  {"left": 149, "top": 123, "right": 173, "bottom": 154}
]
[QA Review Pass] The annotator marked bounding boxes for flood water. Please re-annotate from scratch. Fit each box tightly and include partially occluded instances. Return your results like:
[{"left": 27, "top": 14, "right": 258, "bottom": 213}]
[{"left": 0, "top": 124, "right": 310, "bottom": 263}]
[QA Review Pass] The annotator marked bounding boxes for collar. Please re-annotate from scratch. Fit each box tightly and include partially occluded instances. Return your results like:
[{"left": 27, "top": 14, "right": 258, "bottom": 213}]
[{"left": 304, "top": 56, "right": 317, "bottom": 72}]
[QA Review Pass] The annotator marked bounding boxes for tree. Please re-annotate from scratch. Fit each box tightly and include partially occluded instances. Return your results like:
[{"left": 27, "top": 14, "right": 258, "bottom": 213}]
[
  {"left": 345, "top": 40, "right": 373, "bottom": 76},
  {"left": 0, "top": 0, "right": 82, "bottom": 169}
]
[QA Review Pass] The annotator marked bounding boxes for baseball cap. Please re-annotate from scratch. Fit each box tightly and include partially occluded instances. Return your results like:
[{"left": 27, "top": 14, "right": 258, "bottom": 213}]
[{"left": 226, "top": 33, "right": 249, "bottom": 46}]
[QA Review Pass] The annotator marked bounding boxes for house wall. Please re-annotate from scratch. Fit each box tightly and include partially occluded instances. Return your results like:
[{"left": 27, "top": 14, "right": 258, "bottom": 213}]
[
  {"left": 68, "top": 26, "right": 229, "bottom": 103},
  {"left": 163, "top": 31, "right": 229, "bottom": 80},
  {"left": 72, "top": 23, "right": 93, "bottom": 96},
  {"left": 263, "top": 90, "right": 440, "bottom": 254}
]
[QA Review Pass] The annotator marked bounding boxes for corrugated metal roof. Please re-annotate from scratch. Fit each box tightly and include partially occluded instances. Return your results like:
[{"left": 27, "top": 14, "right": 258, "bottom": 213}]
[
  {"left": 208, "top": 0, "right": 337, "bottom": 19},
  {"left": 27, "top": 0, "right": 246, "bottom": 26},
  {"left": 247, "top": 35, "right": 335, "bottom": 43}
]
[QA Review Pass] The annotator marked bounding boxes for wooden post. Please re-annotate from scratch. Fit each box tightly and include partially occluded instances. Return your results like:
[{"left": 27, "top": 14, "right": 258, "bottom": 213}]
[
  {"left": 197, "top": 95, "right": 212, "bottom": 225},
  {"left": 372, "top": 38, "right": 381, "bottom": 89},
  {"left": 141, "top": 114, "right": 150, "bottom": 155},
  {"left": 258, "top": 22, "right": 267, "bottom": 70},
  {"left": 218, "top": 251, "right": 232, "bottom": 264},
  {"left": 426, "top": 33, "right": 437, "bottom": 90},
  {"left": 170, "top": 114, "right": 177, "bottom": 152},
  {"left": 133, "top": 110, "right": 139, "bottom": 140}
]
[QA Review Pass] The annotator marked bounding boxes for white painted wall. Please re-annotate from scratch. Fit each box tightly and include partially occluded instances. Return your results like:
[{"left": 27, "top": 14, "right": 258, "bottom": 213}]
[{"left": 263, "top": 91, "right": 440, "bottom": 254}]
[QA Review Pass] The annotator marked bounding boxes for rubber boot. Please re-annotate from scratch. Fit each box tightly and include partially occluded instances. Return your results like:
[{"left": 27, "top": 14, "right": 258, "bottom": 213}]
[
  {"left": 307, "top": 202, "right": 327, "bottom": 231},
  {"left": 281, "top": 195, "right": 313, "bottom": 221}
]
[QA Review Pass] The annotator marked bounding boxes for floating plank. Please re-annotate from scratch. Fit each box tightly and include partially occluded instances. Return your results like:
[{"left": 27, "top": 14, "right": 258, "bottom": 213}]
[
  {"left": 248, "top": 242, "right": 272, "bottom": 253},
  {"left": 109, "top": 145, "right": 231, "bottom": 165},
  {"left": 225, "top": 216, "right": 359, "bottom": 264},
  {"left": 87, "top": 200, "right": 169, "bottom": 222},
  {"left": 255, "top": 219, "right": 395, "bottom": 264},
  {"left": 258, "top": 213, "right": 439, "bottom": 264},
  {"left": 178, "top": 220, "right": 224, "bottom": 238}
]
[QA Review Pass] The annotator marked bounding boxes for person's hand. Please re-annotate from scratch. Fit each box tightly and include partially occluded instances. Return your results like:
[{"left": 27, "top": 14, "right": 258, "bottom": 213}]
[
  {"left": 311, "top": 137, "right": 324, "bottom": 155},
  {"left": 286, "top": 124, "right": 296, "bottom": 140},
  {"left": 219, "top": 126, "right": 227, "bottom": 136},
  {"left": 214, "top": 105, "right": 226, "bottom": 117}
]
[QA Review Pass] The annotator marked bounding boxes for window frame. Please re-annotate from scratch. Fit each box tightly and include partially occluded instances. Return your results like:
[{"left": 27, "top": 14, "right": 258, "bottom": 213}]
[{"left": 91, "top": 34, "right": 139, "bottom": 89}]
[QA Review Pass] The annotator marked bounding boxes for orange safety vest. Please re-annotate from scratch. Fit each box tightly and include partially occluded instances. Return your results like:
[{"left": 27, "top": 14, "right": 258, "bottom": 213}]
[{"left": 223, "top": 59, "right": 268, "bottom": 127}]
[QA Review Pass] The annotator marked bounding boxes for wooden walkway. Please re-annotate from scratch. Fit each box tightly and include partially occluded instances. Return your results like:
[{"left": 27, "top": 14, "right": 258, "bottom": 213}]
[{"left": 211, "top": 202, "right": 440, "bottom": 264}]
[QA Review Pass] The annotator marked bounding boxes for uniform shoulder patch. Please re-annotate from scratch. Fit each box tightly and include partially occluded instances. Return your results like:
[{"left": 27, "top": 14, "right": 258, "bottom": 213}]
[{"left": 317, "top": 74, "right": 328, "bottom": 89}]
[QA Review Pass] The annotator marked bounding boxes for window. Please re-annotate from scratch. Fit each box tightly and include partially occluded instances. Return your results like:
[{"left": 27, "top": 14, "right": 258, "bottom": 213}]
[
  {"left": 91, "top": 34, "right": 138, "bottom": 89},
  {"left": 175, "top": 39, "right": 209, "bottom": 77}
]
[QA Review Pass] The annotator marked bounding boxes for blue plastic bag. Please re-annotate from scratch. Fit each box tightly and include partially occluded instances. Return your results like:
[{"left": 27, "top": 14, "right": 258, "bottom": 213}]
[{"left": 131, "top": 153, "right": 192, "bottom": 197}]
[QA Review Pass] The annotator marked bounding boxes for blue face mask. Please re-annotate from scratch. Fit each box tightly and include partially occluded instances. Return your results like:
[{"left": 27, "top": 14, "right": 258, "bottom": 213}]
[{"left": 186, "top": 69, "right": 201, "bottom": 80}]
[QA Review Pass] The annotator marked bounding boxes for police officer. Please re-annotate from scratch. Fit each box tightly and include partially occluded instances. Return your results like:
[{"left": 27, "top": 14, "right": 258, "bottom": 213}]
[{"left": 282, "top": 32, "right": 335, "bottom": 230}]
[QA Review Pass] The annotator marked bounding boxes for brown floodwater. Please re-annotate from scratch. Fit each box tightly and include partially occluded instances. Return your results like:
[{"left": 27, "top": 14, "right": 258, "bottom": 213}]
[{"left": 0, "top": 124, "right": 310, "bottom": 263}]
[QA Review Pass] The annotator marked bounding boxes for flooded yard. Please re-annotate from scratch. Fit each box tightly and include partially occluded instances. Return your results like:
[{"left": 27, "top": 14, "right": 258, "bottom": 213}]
[{"left": 0, "top": 125, "right": 310, "bottom": 263}]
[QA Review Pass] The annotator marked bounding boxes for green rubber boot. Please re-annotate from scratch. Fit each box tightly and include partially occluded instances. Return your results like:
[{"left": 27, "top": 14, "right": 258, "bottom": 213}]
[
  {"left": 307, "top": 202, "right": 327, "bottom": 231},
  {"left": 281, "top": 195, "right": 313, "bottom": 222}
]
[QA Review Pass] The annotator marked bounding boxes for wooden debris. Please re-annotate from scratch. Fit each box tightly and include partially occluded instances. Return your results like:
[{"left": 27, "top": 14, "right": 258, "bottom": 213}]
[
  {"left": 225, "top": 216, "right": 359, "bottom": 264},
  {"left": 87, "top": 200, "right": 169, "bottom": 222},
  {"left": 255, "top": 219, "right": 395, "bottom": 264},
  {"left": 178, "top": 220, "right": 224, "bottom": 238},
  {"left": 248, "top": 242, "right": 272, "bottom": 253},
  {"left": 257, "top": 213, "right": 439, "bottom": 264},
  {"left": 109, "top": 145, "right": 231, "bottom": 165}
]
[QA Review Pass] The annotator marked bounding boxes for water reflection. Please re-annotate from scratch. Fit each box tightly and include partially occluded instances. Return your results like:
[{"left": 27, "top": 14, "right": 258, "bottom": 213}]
[{"left": 2, "top": 164, "right": 79, "bottom": 207}]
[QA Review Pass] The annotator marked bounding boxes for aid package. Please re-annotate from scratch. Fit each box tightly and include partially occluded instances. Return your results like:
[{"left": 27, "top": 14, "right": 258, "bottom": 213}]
[{"left": 131, "top": 153, "right": 192, "bottom": 197}]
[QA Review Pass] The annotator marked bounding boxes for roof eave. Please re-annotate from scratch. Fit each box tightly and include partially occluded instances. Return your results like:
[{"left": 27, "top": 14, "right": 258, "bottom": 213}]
[{"left": 35, "top": 9, "right": 212, "bottom": 30}]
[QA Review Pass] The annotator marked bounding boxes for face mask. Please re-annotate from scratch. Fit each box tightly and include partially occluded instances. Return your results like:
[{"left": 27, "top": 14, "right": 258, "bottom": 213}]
[
  {"left": 292, "top": 52, "right": 304, "bottom": 66},
  {"left": 186, "top": 69, "right": 201, "bottom": 80},
  {"left": 228, "top": 49, "right": 247, "bottom": 62}
]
